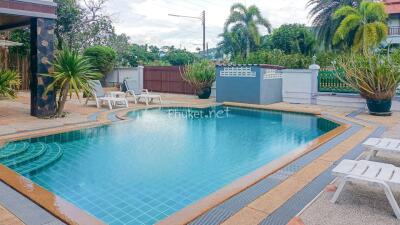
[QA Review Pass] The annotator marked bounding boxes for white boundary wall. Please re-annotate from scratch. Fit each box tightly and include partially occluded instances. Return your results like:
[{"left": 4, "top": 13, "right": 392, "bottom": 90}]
[
  {"left": 105, "top": 66, "right": 144, "bottom": 92},
  {"left": 281, "top": 64, "right": 400, "bottom": 111}
]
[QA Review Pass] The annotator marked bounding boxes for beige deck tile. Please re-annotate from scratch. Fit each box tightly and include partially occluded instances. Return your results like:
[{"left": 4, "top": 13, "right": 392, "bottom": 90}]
[
  {"left": 248, "top": 176, "right": 310, "bottom": 214},
  {"left": 290, "top": 159, "right": 332, "bottom": 182},
  {"left": 221, "top": 207, "right": 268, "bottom": 225},
  {"left": 0, "top": 204, "right": 24, "bottom": 225}
]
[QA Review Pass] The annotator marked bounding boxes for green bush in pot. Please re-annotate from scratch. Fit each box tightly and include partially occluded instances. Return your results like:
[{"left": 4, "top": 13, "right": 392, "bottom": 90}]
[
  {"left": 180, "top": 60, "right": 216, "bottom": 99},
  {"left": 333, "top": 52, "right": 400, "bottom": 116}
]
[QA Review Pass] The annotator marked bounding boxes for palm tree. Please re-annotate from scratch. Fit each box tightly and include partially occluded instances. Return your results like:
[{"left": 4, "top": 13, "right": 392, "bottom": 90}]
[
  {"left": 217, "top": 24, "right": 247, "bottom": 58},
  {"left": 45, "top": 48, "right": 101, "bottom": 117},
  {"left": 333, "top": 1, "right": 388, "bottom": 54},
  {"left": 224, "top": 3, "right": 271, "bottom": 57},
  {"left": 307, "top": 0, "right": 360, "bottom": 50}
]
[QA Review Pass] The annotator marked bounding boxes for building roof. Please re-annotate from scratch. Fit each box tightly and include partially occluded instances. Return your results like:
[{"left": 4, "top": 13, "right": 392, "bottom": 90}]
[{"left": 384, "top": 0, "right": 400, "bottom": 14}]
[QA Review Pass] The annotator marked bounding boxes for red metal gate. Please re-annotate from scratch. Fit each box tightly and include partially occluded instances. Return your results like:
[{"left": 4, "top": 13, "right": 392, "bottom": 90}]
[{"left": 143, "top": 66, "right": 196, "bottom": 95}]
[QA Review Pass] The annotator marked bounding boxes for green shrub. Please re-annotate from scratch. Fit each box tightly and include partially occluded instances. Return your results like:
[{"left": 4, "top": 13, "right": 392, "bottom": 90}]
[
  {"left": 165, "top": 49, "right": 197, "bottom": 66},
  {"left": 0, "top": 70, "right": 21, "bottom": 98},
  {"left": 180, "top": 60, "right": 215, "bottom": 92},
  {"left": 83, "top": 45, "right": 117, "bottom": 74},
  {"left": 234, "top": 49, "right": 311, "bottom": 69}
]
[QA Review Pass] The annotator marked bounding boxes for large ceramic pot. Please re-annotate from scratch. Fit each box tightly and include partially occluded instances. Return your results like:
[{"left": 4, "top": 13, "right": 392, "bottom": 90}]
[
  {"left": 197, "top": 87, "right": 211, "bottom": 99},
  {"left": 366, "top": 98, "right": 392, "bottom": 116}
]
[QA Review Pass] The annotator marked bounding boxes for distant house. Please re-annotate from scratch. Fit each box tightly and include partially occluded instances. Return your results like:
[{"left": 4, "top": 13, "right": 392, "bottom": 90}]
[{"left": 384, "top": 0, "right": 400, "bottom": 46}]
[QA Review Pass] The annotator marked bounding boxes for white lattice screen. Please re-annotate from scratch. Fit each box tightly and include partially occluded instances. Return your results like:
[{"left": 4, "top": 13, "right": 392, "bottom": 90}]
[{"left": 219, "top": 67, "right": 256, "bottom": 77}]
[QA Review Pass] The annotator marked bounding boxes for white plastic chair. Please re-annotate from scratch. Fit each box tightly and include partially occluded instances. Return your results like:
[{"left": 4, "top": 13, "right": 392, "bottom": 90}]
[
  {"left": 124, "top": 79, "right": 162, "bottom": 105},
  {"left": 331, "top": 159, "right": 400, "bottom": 219},
  {"left": 363, "top": 138, "right": 400, "bottom": 160},
  {"left": 86, "top": 80, "right": 128, "bottom": 110}
]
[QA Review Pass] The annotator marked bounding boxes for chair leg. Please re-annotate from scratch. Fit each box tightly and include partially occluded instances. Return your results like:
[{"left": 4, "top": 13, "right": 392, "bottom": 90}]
[
  {"left": 95, "top": 99, "right": 100, "bottom": 108},
  {"left": 85, "top": 97, "right": 90, "bottom": 105},
  {"left": 380, "top": 183, "right": 400, "bottom": 219},
  {"left": 331, "top": 177, "right": 348, "bottom": 203},
  {"left": 159, "top": 96, "right": 162, "bottom": 104},
  {"left": 145, "top": 97, "right": 149, "bottom": 105},
  {"left": 107, "top": 100, "right": 113, "bottom": 110},
  {"left": 125, "top": 100, "right": 129, "bottom": 108}
]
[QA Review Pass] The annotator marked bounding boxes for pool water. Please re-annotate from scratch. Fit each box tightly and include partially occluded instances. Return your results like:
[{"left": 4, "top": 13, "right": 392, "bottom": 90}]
[{"left": 0, "top": 106, "right": 338, "bottom": 225}]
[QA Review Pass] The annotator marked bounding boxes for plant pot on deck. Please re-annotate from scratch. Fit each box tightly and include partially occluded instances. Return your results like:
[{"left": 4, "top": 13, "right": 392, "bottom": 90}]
[
  {"left": 366, "top": 99, "right": 392, "bottom": 116},
  {"left": 197, "top": 87, "right": 211, "bottom": 99}
]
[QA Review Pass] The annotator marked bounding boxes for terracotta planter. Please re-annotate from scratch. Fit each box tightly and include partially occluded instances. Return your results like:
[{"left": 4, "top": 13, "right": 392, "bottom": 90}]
[{"left": 366, "top": 98, "right": 392, "bottom": 116}]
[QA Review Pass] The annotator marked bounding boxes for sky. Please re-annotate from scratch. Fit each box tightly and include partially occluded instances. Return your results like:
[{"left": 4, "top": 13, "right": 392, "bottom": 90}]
[{"left": 104, "top": 0, "right": 311, "bottom": 51}]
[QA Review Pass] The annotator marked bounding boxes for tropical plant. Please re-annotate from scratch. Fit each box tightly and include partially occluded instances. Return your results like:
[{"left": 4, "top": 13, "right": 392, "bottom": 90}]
[
  {"left": 45, "top": 48, "right": 102, "bottom": 117},
  {"left": 333, "top": 52, "right": 400, "bottom": 101},
  {"left": 333, "top": 1, "right": 388, "bottom": 53},
  {"left": 0, "top": 70, "right": 21, "bottom": 98},
  {"left": 270, "top": 24, "right": 316, "bottom": 55},
  {"left": 224, "top": 3, "right": 271, "bottom": 57},
  {"left": 307, "top": 0, "right": 360, "bottom": 50},
  {"left": 83, "top": 45, "right": 117, "bottom": 75},
  {"left": 180, "top": 60, "right": 215, "bottom": 98}
]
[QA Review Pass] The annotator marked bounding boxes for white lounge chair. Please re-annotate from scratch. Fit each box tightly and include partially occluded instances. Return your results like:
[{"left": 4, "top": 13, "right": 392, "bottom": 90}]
[
  {"left": 363, "top": 138, "right": 400, "bottom": 160},
  {"left": 124, "top": 79, "right": 162, "bottom": 105},
  {"left": 331, "top": 159, "right": 400, "bottom": 219},
  {"left": 86, "top": 80, "right": 128, "bottom": 110}
]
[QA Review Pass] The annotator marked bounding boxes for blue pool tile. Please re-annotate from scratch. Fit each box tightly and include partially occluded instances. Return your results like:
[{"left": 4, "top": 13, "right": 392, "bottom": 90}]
[{"left": 5, "top": 107, "right": 340, "bottom": 224}]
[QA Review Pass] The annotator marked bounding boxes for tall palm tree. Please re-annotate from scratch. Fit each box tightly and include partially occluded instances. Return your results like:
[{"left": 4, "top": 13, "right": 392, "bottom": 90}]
[
  {"left": 333, "top": 1, "right": 388, "bottom": 54},
  {"left": 45, "top": 48, "right": 101, "bottom": 117},
  {"left": 217, "top": 24, "right": 247, "bottom": 58},
  {"left": 307, "top": 0, "right": 361, "bottom": 50},
  {"left": 224, "top": 3, "right": 271, "bottom": 57}
]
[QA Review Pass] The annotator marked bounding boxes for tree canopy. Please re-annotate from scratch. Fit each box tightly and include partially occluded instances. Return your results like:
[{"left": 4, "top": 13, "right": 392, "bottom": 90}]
[
  {"left": 333, "top": 1, "right": 388, "bottom": 53},
  {"left": 269, "top": 24, "right": 316, "bottom": 55},
  {"left": 223, "top": 3, "right": 271, "bottom": 57}
]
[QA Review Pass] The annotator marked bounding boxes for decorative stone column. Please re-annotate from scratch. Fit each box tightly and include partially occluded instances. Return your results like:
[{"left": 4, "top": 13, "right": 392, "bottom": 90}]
[
  {"left": 308, "top": 55, "right": 320, "bottom": 105},
  {"left": 30, "top": 18, "right": 56, "bottom": 117}
]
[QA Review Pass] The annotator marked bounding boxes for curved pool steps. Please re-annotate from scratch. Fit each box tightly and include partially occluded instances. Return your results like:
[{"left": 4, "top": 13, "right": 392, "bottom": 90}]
[
  {"left": 17, "top": 143, "right": 63, "bottom": 175},
  {"left": 2, "top": 143, "right": 46, "bottom": 168},
  {"left": 0, "top": 142, "right": 30, "bottom": 160}
]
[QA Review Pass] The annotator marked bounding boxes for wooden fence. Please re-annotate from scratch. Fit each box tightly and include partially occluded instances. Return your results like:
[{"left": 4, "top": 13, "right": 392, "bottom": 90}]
[{"left": 143, "top": 66, "right": 196, "bottom": 95}]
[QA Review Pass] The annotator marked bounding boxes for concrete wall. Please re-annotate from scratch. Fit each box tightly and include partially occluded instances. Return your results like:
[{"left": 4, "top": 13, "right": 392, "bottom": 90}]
[
  {"left": 216, "top": 66, "right": 261, "bottom": 104},
  {"left": 282, "top": 69, "right": 314, "bottom": 104},
  {"left": 216, "top": 65, "right": 282, "bottom": 104},
  {"left": 260, "top": 68, "right": 282, "bottom": 104},
  {"left": 105, "top": 66, "right": 143, "bottom": 92}
]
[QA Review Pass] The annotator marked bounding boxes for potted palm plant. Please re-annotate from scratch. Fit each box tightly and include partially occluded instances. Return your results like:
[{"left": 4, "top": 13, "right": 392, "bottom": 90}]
[
  {"left": 180, "top": 60, "right": 216, "bottom": 99},
  {"left": 334, "top": 52, "right": 400, "bottom": 116}
]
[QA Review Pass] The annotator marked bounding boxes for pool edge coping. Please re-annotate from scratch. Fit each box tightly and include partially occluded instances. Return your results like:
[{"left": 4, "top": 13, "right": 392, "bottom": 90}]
[{"left": 0, "top": 102, "right": 349, "bottom": 225}]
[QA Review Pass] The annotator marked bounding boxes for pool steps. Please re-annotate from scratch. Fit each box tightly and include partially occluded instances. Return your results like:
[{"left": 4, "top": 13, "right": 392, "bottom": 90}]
[
  {"left": 0, "top": 142, "right": 63, "bottom": 175},
  {"left": 0, "top": 142, "right": 30, "bottom": 160}
]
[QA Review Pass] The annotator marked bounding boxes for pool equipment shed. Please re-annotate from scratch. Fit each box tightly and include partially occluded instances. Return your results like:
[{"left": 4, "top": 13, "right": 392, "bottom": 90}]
[{"left": 216, "top": 64, "right": 284, "bottom": 104}]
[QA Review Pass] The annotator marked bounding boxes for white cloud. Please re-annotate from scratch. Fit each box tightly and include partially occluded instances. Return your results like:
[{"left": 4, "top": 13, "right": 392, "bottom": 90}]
[{"left": 104, "top": 0, "right": 311, "bottom": 51}]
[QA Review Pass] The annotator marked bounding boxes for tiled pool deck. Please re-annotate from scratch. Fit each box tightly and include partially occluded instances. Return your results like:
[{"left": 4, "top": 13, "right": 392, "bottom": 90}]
[{"left": 1, "top": 91, "right": 400, "bottom": 225}]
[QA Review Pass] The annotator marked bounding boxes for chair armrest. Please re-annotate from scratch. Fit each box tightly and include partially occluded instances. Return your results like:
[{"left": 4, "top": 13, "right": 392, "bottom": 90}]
[{"left": 142, "top": 89, "right": 149, "bottom": 95}]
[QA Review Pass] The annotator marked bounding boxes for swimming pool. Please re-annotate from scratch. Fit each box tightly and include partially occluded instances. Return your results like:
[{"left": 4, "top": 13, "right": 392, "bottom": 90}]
[{"left": 0, "top": 106, "right": 338, "bottom": 225}]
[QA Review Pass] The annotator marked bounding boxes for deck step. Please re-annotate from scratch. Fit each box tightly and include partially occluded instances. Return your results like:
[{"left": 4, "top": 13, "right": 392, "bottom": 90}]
[
  {"left": 0, "top": 142, "right": 30, "bottom": 160},
  {"left": 1, "top": 143, "right": 46, "bottom": 168},
  {"left": 17, "top": 143, "right": 63, "bottom": 175}
]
